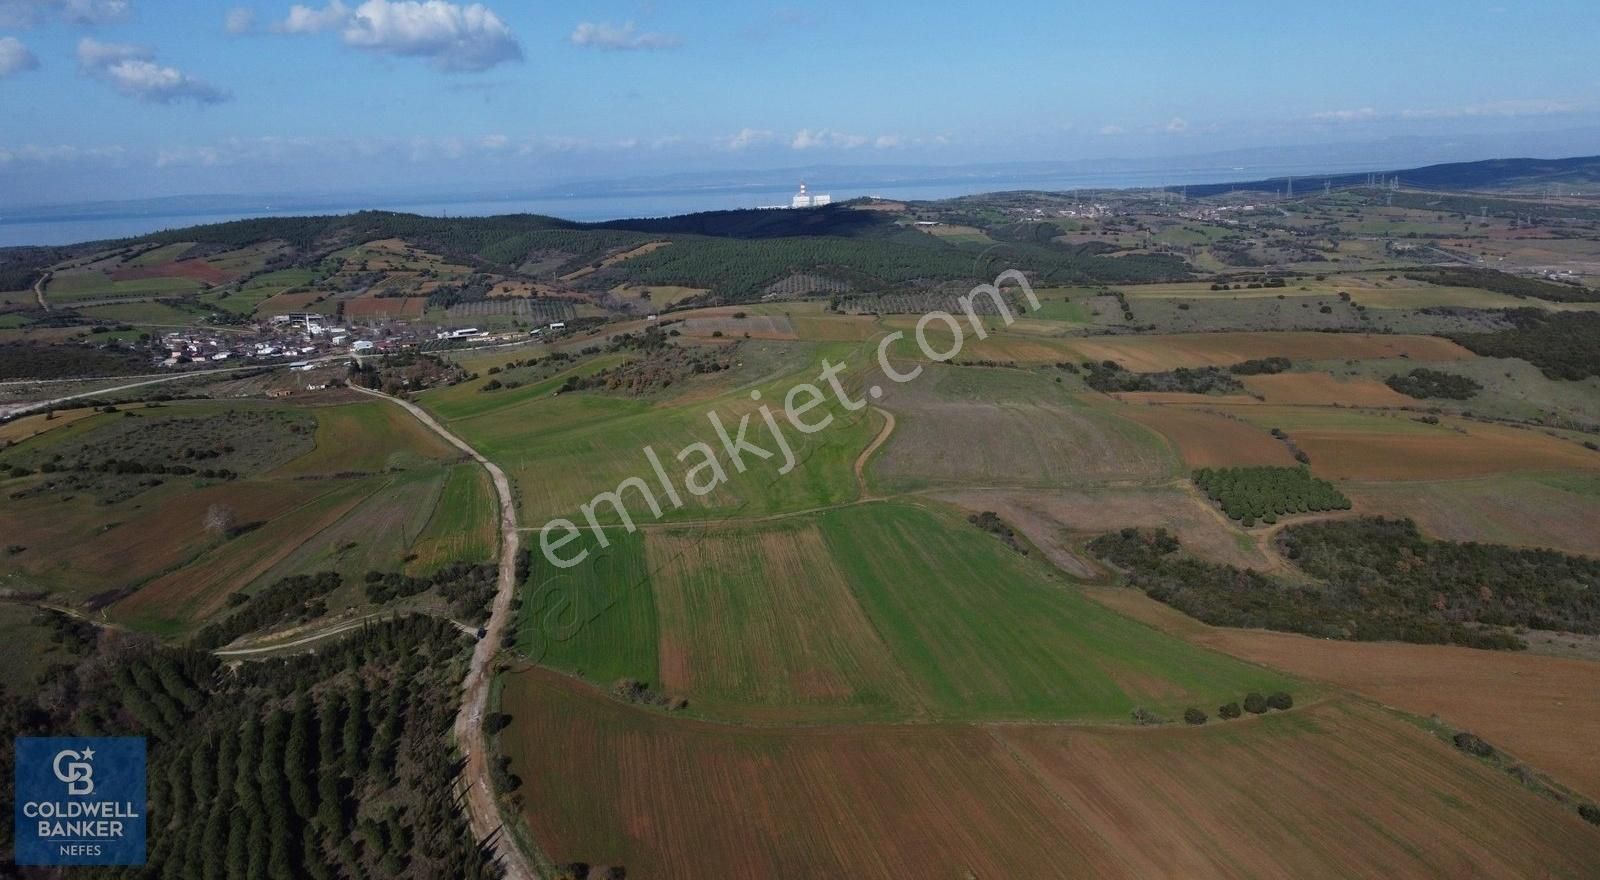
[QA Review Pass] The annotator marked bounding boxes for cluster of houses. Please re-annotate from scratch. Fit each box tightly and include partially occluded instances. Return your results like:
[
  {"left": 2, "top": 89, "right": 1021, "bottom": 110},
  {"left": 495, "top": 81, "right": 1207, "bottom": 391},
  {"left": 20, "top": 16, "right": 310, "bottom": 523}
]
[{"left": 157, "top": 312, "right": 388, "bottom": 368}]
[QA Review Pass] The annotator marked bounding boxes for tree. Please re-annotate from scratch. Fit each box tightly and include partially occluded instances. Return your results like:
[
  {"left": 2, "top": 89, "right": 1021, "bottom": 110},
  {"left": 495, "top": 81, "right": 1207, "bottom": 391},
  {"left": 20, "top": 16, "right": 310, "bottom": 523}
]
[
  {"left": 1266, "top": 691, "right": 1293, "bottom": 711},
  {"left": 1218, "top": 702, "right": 1242, "bottom": 720},
  {"left": 1243, "top": 692, "right": 1268, "bottom": 714},
  {"left": 1183, "top": 707, "right": 1207, "bottom": 725}
]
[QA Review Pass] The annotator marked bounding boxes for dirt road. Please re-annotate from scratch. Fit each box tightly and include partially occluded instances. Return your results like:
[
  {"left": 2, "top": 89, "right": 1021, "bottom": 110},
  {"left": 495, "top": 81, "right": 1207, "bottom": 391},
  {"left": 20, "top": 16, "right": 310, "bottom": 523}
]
[{"left": 350, "top": 385, "right": 537, "bottom": 880}]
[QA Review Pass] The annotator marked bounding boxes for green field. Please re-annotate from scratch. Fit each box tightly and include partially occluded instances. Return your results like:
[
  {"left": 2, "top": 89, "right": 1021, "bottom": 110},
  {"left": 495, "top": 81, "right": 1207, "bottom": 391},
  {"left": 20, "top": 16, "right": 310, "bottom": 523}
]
[
  {"left": 435, "top": 342, "right": 880, "bottom": 523},
  {"left": 516, "top": 502, "right": 1297, "bottom": 722}
]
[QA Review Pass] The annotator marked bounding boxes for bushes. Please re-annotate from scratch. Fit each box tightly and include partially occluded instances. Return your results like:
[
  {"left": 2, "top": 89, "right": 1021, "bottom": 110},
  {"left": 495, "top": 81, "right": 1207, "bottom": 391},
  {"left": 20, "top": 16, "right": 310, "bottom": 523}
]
[
  {"left": 1130, "top": 707, "right": 1165, "bottom": 726},
  {"left": 1450, "top": 309, "right": 1600, "bottom": 381},
  {"left": 1579, "top": 804, "right": 1600, "bottom": 826},
  {"left": 1090, "top": 520, "right": 1575, "bottom": 651},
  {"left": 1081, "top": 361, "right": 1244, "bottom": 395},
  {"left": 1243, "top": 693, "right": 1268, "bottom": 714},
  {"left": 1183, "top": 707, "right": 1208, "bottom": 725},
  {"left": 1385, "top": 368, "right": 1482, "bottom": 400},
  {"left": 1452, "top": 732, "right": 1495, "bottom": 759},
  {"left": 1266, "top": 692, "right": 1293, "bottom": 711},
  {"left": 1218, "top": 702, "right": 1242, "bottom": 720},
  {"left": 1191, "top": 466, "right": 1350, "bottom": 523},
  {"left": 1230, "top": 356, "right": 1291, "bottom": 375}
]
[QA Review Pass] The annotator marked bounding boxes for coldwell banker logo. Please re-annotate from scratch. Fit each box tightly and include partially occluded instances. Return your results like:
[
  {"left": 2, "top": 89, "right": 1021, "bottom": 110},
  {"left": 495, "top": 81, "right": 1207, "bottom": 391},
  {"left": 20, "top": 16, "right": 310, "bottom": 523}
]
[{"left": 14, "top": 737, "right": 146, "bottom": 866}]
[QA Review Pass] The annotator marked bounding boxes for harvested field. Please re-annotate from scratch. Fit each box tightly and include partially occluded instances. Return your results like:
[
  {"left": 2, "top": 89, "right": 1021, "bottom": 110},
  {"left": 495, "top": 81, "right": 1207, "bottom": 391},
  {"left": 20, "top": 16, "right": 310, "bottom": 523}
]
[
  {"left": 936, "top": 486, "right": 1273, "bottom": 572},
  {"left": 341, "top": 295, "right": 426, "bottom": 319},
  {"left": 1088, "top": 587, "right": 1600, "bottom": 802},
  {"left": 111, "top": 259, "right": 230, "bottom": 285},
  {"left": 1065, "top": 332, "right": 1475, "bottom": 371},
  {"left": 1347, "top": 474, "right": 1600, "bottom": 558},
  {"left": 108, "top": 478, "right": 379, "bottom": 635},
  {"left": 643, "top": 522, "right": 918, "bottom": 721},
  {"left": 872, "top": 374, "right": 1174, "bottom": 491},
  {"left": 788, "top": 314, "right": 881, "bottom": 341},
  {"left": 1117, "top": 403, "right": 1298, "bottom": 467},
  {"left": 679, "top": 314, "right": 797, "bottom": 340},
  {"left": 1293, "top": 419, "right": 1600, "bottom": 481},
  {"left": 503, "top": 668, "right": 1600, "bottom": 878},
  {"left": 1241, "top": 371, "right": 1416, "bottom": 406}
]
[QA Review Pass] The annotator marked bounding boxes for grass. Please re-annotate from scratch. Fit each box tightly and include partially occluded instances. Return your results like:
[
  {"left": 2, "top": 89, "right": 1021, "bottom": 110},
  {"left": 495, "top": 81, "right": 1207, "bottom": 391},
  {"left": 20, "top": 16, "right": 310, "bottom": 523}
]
[
  {"left": 518, "top": 529, "right": 658, "bottom": 686},
  {"left": 406, "top": 462, "right": 498, "bottom": 573},
  {"left": 517, "top": 502, "right": 1297, "bottom": 723},
  {"left": 439, "top": 342, "right": 880, "bottom": 523},
  {"left": 271, "top": 400, "right": 458, "bottom": 476}
]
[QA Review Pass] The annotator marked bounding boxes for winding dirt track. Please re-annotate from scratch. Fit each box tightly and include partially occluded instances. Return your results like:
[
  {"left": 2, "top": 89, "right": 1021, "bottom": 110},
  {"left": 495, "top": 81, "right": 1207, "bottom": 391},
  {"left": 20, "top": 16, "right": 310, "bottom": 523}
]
[
  {"left": 853, "top": 406, "right": 895, "bottom": 499},
  {"left": 351, "top": 385, "right": 537, "bottom": 880}
]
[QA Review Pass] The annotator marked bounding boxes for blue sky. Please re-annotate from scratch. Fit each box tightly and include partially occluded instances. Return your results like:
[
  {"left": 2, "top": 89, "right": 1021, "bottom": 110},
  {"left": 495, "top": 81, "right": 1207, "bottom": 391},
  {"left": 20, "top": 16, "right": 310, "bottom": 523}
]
[{"left": 2, "top": 0, "right": 1598, "bottom": 205}]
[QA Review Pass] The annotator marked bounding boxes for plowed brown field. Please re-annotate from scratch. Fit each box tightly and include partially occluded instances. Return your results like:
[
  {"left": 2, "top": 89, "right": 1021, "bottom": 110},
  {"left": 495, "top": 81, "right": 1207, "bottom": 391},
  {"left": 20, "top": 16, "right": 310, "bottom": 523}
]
[
  {"left": 502, "top": 667, "right": 1600, "bottom": 878},
  {"left": 1088, "top": 587, "right": 1600, "bottom": 802}
]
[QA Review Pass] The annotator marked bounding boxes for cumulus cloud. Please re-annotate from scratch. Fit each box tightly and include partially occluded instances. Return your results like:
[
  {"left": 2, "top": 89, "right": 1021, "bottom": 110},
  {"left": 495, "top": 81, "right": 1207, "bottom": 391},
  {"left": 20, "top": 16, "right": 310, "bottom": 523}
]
[
  {"left": 873, "top": 134, "right": 900, "bottom": 149},
  {"left": 224, "top": 6, "right": 255, "bottom": 34},
  {"left": 77, "top": 37, "right": 229, "bottom": 104},
  {"left": 1400, "top": 98, "right": 1578, "bottom": 119},
  {"left": 279, "top": 0, "right": 521, "bottom": 71},
  {"left": 721, "top": 127, "right": 774, "bottom": 151},
  {"left": 791, "top": 128, "right": 868, "bottom": 150},
  {"left": 1097, "top": 124, "right": 1124, "bottom": 136},
  {"left": 0, "top": 35, "right": 39, "bottom": 77},
  {"left": 0, "top": 0, "right": 129, "bottom": 27},
  {"left": 0, "top": 142, "right": 125, "bottom": 164},
  {"left": 569, "top": 20, "right": 680, "bottom": 51},
  {"left": 1311, "top": 107, "right": 1378, "bottom": 123},
  {"left": 1165, "top": 116, "right": 1188, "bottom": 133}
]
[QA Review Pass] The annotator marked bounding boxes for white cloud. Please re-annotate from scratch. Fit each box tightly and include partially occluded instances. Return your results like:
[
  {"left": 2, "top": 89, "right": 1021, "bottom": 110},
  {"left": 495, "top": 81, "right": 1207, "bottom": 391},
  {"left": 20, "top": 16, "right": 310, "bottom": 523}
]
[
  {"left": 280, "top": 0, "right": 522, "bottom": 71},
  {"left": 1097, "top": 124, "right": 1124, "bottom": 136},
  {"left": 1165, "top": 116, "right": 1188, "bottom": 133},
  {"left": 1401, "top": 99, "right": 1579, "bottom": 119},
  {"left": 0, "top": 143, "right": 125, "bottom": 164},
  {"left": 225, "top": 6, "right": 256, "bottom": 34},
  {"left": 873, "top": 134, "right": 900, "bottom": 149},
  {"left": 77, "top": 37, "right": 229, "bottom": 104},
  {"left": 569, "top": 20, "right": 680, "bottom": 51},
  {"left": 0, "top": 35, "right": 39, "bottom": 77},
  {"left": 1311, "top": 107, "right": 1378, "bottom": 123},
  {"left": 721, "top": 127, "right": 774, "bottom": 151},
  {"left": 0, "top": 0, "right": 129, "bottom": 27},
  {"left": 280, "top": 0, "right": 348, "bottom": 33},
  {"left": 791, "top": 128, "right": 868, "bottom": 150}
]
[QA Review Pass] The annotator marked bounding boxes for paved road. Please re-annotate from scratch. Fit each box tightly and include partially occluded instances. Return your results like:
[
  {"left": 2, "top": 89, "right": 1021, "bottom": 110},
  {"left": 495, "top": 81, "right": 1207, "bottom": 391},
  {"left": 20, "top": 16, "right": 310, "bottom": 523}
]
[{"left": 350, "top": 385, "right": 537, "bottom": 880}]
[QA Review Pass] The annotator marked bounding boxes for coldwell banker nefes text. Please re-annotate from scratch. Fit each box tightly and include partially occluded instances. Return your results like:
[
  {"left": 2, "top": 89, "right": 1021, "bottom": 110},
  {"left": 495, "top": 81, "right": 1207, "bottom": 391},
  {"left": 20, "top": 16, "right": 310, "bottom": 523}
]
[{"left": 14, "top": 737, "right": 147, "bottom": 866}]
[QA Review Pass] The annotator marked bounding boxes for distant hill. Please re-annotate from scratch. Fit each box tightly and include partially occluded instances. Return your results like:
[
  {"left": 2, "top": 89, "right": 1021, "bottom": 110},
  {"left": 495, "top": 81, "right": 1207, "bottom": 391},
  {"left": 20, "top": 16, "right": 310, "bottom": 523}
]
[{"left": 1184, "top": 155, "right": 1600, "bottom": 197}]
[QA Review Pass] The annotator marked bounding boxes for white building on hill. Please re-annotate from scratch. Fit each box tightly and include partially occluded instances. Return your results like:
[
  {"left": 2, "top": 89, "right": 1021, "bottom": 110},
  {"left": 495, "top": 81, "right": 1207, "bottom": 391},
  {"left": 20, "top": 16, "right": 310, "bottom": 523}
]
[{"left": 791, "top": 182, "right": 832, "bottom": 209}]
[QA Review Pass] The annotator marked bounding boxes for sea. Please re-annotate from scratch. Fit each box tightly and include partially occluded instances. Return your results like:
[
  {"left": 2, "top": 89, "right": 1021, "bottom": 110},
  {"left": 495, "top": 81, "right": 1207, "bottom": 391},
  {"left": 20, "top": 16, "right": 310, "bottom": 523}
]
[{"left": 0, "top": 162, "right": 1357, "bottom": 248}]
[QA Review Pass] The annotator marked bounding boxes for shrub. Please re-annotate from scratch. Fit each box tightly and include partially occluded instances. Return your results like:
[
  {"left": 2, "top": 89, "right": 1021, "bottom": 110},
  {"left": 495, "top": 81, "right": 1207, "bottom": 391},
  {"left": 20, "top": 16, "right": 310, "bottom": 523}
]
[
  {"left": 1452, "top": 732, "right": 1495, "bottom": 758},
  {"left": 1579, "top": 804, "right": 1600, "bottom": 826},
  {"left": 1183, "top": 707, "right": 1207, "bottom": 725},
  {"left": 1266, "top": 691, "right": 1293, "bottom": 711},
  {"left": 1218, "top": 702, "right": 1241, "bottom": 720},
  {"left": 1130, "top": 707, "right": 1164, "bottom": 726},
  {"left": 1243, "top": 692, "right": 1268, "bottom": 714}
]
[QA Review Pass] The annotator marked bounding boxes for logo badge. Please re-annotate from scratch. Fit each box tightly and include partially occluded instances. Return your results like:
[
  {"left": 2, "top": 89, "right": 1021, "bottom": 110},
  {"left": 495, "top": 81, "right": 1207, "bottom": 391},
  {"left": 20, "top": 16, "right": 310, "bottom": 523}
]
[{"left": 14, "top": 737, "right": 146, "bottom": 866}]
